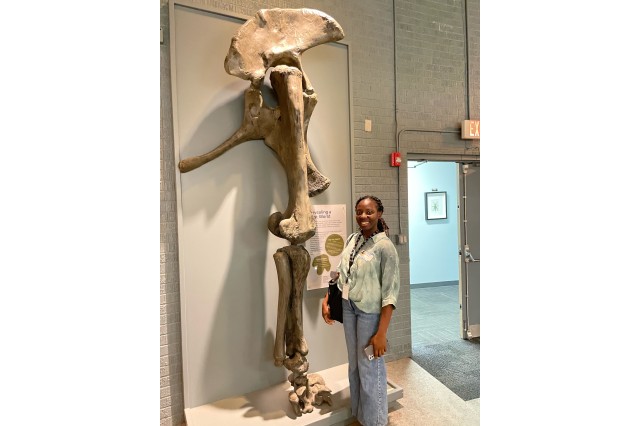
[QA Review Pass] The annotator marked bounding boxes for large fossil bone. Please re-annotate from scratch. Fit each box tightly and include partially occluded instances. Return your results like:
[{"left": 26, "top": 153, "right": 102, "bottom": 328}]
[
  {"left": 273, "top": 245, "right": 310, "bottom": 365},
  {"left": 177, "top": 86, "right": 329, "bottom": 194},
  {"left": 224, "top": 8, "right": 345, "bottom": 87},
  {"left": 177, "top": 8, "right": 344, "bottom": 416},
  {"left": 265, "top": 66, "right": 315, "bottom": 243}
]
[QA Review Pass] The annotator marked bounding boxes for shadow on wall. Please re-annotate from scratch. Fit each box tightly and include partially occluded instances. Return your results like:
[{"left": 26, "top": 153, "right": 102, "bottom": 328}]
[{"left": 179, "top": 89, "right": 291, "bottom": 406}]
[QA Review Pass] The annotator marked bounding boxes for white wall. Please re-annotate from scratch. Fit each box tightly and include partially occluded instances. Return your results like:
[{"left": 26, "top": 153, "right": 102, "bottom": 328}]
[{"left": 407, "top": 161, "right": 459, "bottom": 285}]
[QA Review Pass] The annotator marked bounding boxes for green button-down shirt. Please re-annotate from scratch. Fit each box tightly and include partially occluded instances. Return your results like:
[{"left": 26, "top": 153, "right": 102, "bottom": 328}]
[{"left": 336, "top": 232, "right": 400, "bottom": 314}]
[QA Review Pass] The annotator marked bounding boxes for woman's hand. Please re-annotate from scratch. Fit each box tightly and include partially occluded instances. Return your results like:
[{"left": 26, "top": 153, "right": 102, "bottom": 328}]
[
  {"left": 321, "top": 292, "right": 335, "bottom": 325},
  {"left": 369, "top": 333, "right": 387, "bottom": 358},
  {"left": 368, "top": 305, "right": 393, "bottom": 357}
]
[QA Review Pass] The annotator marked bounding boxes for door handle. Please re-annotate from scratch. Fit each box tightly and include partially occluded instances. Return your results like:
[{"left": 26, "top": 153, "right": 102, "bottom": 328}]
[{"left": 464, "top": 245, "right": 480, "bottom": 263}]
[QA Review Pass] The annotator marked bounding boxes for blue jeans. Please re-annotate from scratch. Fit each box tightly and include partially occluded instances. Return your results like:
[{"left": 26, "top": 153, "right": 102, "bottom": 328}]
[{"left": 342, "top": 299, "right": 388, "bottom": 426}]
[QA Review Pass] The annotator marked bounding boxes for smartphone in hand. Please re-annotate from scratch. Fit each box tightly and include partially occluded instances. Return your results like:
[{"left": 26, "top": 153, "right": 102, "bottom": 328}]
[{"left": 364, "top": 344, "right": 374, "bottom": 361}]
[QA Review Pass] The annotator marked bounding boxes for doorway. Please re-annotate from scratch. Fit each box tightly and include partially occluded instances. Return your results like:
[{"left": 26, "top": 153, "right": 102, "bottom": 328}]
[
  {"left": 407, "top": 158, "right": 480, "bottom": 400},
  {"left": 408, "top": 160, "right": 462, "bottom": 345},
  {"left": 407, "top": 159, "right": 480, "bottom": 343}
]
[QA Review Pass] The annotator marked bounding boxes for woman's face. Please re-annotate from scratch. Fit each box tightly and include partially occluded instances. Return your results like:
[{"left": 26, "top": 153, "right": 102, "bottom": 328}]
[{"left": 355, "top": 198, "right": 382, "bottom": 237}]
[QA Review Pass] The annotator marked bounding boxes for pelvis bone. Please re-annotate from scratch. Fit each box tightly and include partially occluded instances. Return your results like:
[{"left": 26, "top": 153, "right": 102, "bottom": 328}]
[
  {"left": 178, "top": 8, "right": 344, "bottom": 244},
  {"left": 224, "top": 8, "right": 345, "bottom": 88}
]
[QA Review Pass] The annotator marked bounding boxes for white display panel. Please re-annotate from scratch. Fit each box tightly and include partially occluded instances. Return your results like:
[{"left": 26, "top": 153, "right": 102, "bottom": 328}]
[{"left": 171, "top": 4, "right": 353, "bottom": 408}]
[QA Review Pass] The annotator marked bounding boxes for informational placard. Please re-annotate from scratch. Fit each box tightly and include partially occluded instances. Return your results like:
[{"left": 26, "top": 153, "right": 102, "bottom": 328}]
[{"left": 305, "top": 204, "right": 347, "bottom": 290}]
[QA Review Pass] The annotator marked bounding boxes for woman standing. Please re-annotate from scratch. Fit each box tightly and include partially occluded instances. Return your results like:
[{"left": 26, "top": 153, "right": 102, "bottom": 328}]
[{"left": 322, "top": 195, "right": 400, "bottom": 426}]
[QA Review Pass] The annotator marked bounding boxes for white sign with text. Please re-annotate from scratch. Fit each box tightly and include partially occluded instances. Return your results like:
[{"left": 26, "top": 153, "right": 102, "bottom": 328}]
[{"left": 305, "top": 204, "right": 347, "bottom": 290}]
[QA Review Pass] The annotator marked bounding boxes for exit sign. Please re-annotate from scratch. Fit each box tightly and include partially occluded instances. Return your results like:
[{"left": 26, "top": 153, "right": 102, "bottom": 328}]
[{"left": 462, "top": 120, "right": 480, "bottom": 139}]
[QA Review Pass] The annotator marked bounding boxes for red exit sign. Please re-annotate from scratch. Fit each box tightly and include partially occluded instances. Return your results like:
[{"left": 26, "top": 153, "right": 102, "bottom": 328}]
[{"left": 462, "top": 120, "right": 480, "bottom": 139}]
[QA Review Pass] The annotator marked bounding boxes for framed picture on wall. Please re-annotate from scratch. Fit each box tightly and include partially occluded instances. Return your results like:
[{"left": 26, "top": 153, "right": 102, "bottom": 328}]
[{"left": 425, "top": 191, "right": 447, "bottom": 220}]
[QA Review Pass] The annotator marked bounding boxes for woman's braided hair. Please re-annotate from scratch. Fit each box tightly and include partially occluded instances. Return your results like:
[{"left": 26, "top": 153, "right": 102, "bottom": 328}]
[{"left": 355, "top": 195, "right": 390, "bottom": 236}]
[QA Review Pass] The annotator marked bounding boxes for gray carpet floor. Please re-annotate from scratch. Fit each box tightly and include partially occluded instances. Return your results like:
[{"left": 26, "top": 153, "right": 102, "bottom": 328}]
[
  {"left": 410, "top": 285, "right": 480, "bottom": 401},
  {"left": 410, "top": 338, "right": 480, "bottom": 401}
]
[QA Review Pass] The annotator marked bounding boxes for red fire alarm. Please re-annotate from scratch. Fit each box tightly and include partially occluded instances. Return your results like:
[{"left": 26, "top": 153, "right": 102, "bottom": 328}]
[{"left": 390, "top": 152, "right": 402, "bottom": 167}]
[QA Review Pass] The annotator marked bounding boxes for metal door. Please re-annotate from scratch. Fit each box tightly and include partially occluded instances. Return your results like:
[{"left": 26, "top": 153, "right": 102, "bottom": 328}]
[{"left": 459, "top": 162, "right": 480, "bottom": 339}]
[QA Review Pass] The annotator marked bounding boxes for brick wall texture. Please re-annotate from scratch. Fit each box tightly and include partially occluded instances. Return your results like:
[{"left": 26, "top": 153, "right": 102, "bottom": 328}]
[
  {"left": 160, "top": 2, "right": 185, "bottom": 425},
  {"left": 160, "top": 0, "right": 479, "bottom": 424}
]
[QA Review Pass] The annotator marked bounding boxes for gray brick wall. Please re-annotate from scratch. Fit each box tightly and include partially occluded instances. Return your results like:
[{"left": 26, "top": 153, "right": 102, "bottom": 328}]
[
  {"left": 160, "top": 0, "right": 479, "bottom": 422},
  {"left": 160, "top": 2, "right": 185, "bottom": 425}
]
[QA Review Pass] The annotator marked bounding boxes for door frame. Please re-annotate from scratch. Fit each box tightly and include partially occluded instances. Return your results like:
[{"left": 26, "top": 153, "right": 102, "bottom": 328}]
[
  {"left": 458, "top": 161, "right": 480, "bottom": 339},
  {"left": 406, "top": 153, "right": 479, "bottom": 341}
]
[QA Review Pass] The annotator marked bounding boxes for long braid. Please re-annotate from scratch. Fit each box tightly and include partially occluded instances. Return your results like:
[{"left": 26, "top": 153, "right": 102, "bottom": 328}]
[
  {"left": 378, "top": 217, "right": 389, "bottom": 236},
  {"left": 355, "top": 195, "right": 390, "bottom": 236}
]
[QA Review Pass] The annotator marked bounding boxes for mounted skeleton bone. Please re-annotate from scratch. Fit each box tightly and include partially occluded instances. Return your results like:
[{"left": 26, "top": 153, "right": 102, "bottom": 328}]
[{"left": 177, "top": 8, "right": 344, "bottom": 416}]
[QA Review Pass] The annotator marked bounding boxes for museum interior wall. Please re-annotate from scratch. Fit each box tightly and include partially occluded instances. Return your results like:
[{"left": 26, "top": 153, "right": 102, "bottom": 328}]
[
  {"left": 408, "top": 162, "right": 459, "bottom": 286},
  {"left": 160, "top": 0, "right": 479, "bottom": 424}
]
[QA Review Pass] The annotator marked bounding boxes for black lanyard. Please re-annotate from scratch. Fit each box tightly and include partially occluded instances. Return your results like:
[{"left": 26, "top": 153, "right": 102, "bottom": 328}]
[{"left": 348, "top": 231, "right": 378, "bottom": 274}]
